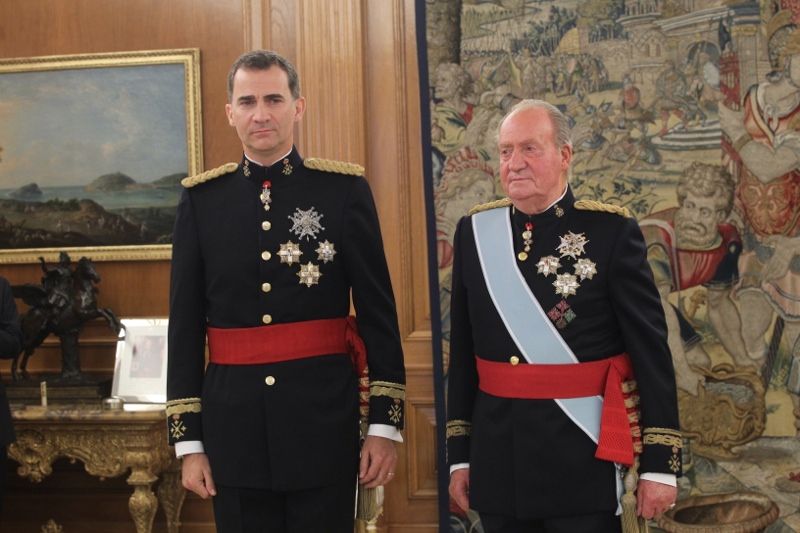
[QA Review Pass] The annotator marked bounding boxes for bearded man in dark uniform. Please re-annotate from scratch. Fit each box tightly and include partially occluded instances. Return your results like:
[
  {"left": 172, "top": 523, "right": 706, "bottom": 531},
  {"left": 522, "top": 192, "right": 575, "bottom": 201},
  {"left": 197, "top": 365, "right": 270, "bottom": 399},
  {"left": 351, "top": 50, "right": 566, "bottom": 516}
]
[
  {"left": 446, "top": 100, "right": 681, "bottom": 532},
  {"left": 166, "top": 50, "right": 405, "bottom": 533}
]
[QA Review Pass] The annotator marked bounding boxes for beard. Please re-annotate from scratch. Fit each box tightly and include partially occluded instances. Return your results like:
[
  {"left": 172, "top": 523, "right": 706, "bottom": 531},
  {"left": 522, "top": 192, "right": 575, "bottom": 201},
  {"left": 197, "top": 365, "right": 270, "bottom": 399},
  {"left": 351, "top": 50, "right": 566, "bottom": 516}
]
[{"left": 675, "top": 217, "right": 718, "bottom": 249}]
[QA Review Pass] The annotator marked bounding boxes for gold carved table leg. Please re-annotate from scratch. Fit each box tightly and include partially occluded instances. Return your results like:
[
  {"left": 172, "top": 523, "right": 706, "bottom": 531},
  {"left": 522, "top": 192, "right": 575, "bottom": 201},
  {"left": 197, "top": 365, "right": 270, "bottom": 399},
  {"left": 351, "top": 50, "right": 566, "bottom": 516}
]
[
  {"left": 127, "top": 458, "right": 159, "bottom": 533},
  {"left": 157, "top": 458, "right": 186, "bottom": 533}
]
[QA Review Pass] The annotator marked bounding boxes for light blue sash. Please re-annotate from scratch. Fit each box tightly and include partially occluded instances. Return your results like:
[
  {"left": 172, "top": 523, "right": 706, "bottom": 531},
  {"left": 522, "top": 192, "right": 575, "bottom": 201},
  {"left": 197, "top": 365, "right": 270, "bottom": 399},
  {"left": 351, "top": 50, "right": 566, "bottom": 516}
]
[{"left": 471, "top": 207, "right": 603, "bottom": 444}]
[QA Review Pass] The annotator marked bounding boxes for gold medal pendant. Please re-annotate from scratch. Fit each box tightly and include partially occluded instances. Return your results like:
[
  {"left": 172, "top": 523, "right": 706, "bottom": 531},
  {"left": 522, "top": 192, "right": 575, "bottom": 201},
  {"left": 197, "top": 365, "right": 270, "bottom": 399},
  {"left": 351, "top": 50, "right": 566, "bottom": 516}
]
[{"left": 518, "top": 221, "right": 534, "bottom": 262}]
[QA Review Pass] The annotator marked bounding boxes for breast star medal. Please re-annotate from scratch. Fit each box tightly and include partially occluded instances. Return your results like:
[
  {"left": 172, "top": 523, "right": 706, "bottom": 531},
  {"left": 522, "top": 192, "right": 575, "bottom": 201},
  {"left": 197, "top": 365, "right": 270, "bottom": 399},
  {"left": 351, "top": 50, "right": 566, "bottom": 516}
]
[
  {"left": 297, "top": 262, "right": 322, "bottom": 287},
  {"left": 556, "top": 231, "right": 589, "bottom": 259},
  {"left": 536, "top": 255, "right": 561, "bottom": 276},
  {"left": 289, "top": 207, "right": 325, "bottom": 241},
  {"left": 574, "top": 258, "right": 597, "bottom": 280},
  {"left": 553, "top": 273, "right": 580, "bottom": 297},
  {"left": 278, "top": 241, "right": 303, "bottom": 265},
  {"left": 316, "top": 240, "right": 337, "bottom": 263}
]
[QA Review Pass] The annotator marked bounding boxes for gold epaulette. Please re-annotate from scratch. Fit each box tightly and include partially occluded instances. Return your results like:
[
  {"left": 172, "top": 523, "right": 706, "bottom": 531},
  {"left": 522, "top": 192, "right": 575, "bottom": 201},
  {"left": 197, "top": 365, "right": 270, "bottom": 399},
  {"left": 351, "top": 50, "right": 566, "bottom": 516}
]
[
  {"left": 574, "top": 199, "right": 632, "bottom": 218},
  {"left": 181, "top": 163, "right": 239, "bottom": 188},
  {"left": 468, "top": 197, "right": 512, "bottom": 216},
  {"left": 303, "top": 157, "right": 365, "bottom": 176}
]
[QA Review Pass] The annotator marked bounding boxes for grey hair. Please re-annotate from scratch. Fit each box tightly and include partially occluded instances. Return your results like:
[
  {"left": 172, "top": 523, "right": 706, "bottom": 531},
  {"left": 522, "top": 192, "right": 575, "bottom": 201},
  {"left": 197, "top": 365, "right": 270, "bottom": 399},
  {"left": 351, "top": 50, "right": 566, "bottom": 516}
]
[
  {"left": 495, "top": 99, "right": 572, "bottom": 150},
  {"left": 227, "top": 50, "right": 301, "bottom": 102}
]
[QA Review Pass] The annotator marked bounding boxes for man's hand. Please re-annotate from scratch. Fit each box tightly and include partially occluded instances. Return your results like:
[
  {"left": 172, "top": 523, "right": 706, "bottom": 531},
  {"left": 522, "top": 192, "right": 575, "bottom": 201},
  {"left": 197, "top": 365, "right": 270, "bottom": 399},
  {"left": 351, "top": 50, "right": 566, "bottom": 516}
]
[
  {"left": 636, "top": 478, "right": 677, "bottom": 519},
  {"left": 181, "top": 453, "right": 217, "bottom": 499},
  {"left": 449, "top": 468, "right": 470, "bottom": 512},
  {"left": 359, "top": 435, "right": 398, "bottom": 488}
]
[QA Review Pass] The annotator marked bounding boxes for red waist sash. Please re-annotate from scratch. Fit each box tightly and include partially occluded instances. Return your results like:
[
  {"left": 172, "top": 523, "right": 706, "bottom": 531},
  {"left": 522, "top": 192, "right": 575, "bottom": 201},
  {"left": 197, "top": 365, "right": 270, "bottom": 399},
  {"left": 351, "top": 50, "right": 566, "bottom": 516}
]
[
  {"left": 208, "top": 317, "right": 366, "bottom": 371},
  {"left": 476, "top": 353, "right": 638, "bottom": 466}
]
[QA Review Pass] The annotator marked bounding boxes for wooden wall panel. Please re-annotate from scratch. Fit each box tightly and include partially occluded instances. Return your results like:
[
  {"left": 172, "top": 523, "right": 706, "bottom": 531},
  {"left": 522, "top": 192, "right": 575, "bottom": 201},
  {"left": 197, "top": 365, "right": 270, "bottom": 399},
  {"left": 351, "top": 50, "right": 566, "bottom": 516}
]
[
  {"left": 296, "top": 0, "right": 366, "bottom": 163},
  {"left": 362, "top": 1, "right": 437, "bottom": 531},
  {"left": 1, "top": 0, "right": 437, "bottom": 531},
  {"left": 0, "top": 1, "right": 248, "bottom": 530}
]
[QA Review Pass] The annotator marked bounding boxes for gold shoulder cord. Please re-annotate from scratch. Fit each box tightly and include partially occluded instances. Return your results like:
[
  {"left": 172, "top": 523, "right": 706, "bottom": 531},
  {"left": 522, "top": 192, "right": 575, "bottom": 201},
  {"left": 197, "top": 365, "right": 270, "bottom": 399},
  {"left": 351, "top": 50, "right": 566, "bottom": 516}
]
[
  {"left": 181, "top": 162, "right": 239, "bottom": 188},
  {"left": 574, "top": 199, "right": 633, "bottom": 218},
  {"left": 303, "top": 157, "right": 365, "bottom": 176},
  {"left": 468, "top": 197, "right": 513, "bottom": 216}
]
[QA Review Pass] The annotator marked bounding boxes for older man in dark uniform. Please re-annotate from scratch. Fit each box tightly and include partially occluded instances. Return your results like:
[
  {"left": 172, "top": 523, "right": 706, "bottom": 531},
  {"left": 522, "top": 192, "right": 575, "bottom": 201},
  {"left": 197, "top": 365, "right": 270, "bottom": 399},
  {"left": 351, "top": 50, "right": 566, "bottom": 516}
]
[
  {"left": 166, "top": 50, "right": 405, "bottom": 533},
  {"left": 0, "top": 276, "right": 23, "bottom": 516},
  {"left": 446, "top": 100, "right": 681, "bottom": 532}
]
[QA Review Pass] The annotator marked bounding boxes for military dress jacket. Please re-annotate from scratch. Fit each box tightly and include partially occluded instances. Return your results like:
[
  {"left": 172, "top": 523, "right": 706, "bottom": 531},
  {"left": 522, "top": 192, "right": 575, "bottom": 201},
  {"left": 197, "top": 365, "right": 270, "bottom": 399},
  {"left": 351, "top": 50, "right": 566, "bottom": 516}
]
[
  {"left": 166, "top": 148, "right": 405, "bottom": 491},
  {"left": 446, "top": 187, "right": 681, "bottom": 519}
]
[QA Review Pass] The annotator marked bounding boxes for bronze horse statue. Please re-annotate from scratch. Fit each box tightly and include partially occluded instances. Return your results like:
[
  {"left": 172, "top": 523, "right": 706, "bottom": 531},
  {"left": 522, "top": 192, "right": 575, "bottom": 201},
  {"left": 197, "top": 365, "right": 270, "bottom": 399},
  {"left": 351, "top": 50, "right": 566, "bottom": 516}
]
[{"left": 11, "top": 252, "right": 121, "bottom": 381}]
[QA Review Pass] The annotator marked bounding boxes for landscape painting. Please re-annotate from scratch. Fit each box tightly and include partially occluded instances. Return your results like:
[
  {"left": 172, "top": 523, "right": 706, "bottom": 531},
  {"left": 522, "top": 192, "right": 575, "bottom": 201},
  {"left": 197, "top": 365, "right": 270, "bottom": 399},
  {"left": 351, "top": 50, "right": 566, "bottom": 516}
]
[{"left": 0, "top": 49, "right": 202, "bottom": 262}]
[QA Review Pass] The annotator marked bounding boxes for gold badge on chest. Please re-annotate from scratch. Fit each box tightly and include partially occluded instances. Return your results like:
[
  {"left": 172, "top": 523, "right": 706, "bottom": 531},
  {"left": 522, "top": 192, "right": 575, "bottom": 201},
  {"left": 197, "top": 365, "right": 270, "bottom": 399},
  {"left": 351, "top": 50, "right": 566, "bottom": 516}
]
[
  {"left": 278, "top": 241, "right": 303, "bottom": 265},
  {"left": 297, "top": 262, "right": 322, "bottom": 287}
]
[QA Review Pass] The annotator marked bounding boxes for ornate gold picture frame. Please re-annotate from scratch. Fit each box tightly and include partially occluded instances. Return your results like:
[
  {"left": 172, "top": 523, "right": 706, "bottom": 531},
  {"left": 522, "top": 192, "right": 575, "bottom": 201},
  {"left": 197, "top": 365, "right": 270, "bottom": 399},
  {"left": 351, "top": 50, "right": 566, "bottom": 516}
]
[{"left": 0, "top": 49, "right": 203, "bottom": 263}]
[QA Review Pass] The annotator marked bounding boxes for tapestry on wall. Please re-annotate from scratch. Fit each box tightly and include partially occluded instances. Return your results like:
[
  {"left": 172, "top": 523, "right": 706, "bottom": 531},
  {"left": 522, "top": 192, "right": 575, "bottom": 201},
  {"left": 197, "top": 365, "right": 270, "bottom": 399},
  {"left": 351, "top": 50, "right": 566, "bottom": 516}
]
[{"left": 422, "top": 0, "right": 800, "bottom": 531}]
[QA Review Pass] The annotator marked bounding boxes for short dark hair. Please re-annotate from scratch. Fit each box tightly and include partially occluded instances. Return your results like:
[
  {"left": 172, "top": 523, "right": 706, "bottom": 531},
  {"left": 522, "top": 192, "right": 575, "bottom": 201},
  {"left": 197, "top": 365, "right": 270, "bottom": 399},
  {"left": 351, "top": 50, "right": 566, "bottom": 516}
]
[{"left": 227, "top": 50, "right": 301, "bottom": 101}]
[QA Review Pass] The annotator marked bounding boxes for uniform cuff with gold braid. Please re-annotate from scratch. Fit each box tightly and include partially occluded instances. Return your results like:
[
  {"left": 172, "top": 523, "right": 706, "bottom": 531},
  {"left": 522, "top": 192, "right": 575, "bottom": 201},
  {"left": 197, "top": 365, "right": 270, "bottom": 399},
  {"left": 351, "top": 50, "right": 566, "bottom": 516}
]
[
  {"left": 368, "top": 380, "right": 405, "bottom": 428},
  {"left": 641, "top": 427, "right": 682, "bottom": 475},
  {"left": 166, "top": 397, "right": 202, "bottom": 444},
  {"left": 446, "top": 419, "right": 471, "bottom": 439},
  {"left": 446, "top": 420, "right": 472, "bottom": 466}
]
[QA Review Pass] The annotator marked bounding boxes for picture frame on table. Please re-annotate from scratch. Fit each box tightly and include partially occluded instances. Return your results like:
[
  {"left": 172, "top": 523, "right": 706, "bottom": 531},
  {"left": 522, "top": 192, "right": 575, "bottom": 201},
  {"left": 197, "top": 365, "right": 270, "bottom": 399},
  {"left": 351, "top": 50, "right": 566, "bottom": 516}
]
[{"left": 111, "top": 318, "right": 169, "bottom": 407}]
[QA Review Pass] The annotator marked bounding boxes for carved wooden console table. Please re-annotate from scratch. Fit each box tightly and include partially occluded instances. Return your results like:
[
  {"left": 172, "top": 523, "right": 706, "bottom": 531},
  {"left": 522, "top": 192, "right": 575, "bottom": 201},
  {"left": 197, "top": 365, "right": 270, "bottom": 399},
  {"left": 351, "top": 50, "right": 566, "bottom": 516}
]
[{"left": 8, "top": 404, "right": 185, "bottom": 533}]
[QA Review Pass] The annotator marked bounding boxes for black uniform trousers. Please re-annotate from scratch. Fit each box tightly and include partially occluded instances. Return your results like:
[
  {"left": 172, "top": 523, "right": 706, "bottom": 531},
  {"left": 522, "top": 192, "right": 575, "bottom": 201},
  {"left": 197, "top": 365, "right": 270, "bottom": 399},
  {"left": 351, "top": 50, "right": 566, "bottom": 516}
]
[
  {"left": 212, "top": 478, "right": 356, "bottom": 533},
  {"left": 479, "top": 510, "right": 622, "bottom": 533}
]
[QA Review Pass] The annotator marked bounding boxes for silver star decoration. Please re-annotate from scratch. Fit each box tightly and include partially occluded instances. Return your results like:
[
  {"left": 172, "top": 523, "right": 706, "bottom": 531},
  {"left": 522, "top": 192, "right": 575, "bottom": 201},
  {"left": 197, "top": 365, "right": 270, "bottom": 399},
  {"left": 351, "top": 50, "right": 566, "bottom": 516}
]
[
  {"left": 316, "top": 240, "right": 337, "bottom": 263},
  {"left": 297, "top": 262, "right": 322, "bottom": 287},
  {"left": 536, "top": 255, "right": 562, "bottom": 276},
  {"left": 574, "top": 258, "right": 597, "bottom": 280},
  {"left": 553, "top": 273, "right": 580, "bottom": 297},
  {"left": 278, "top": 241, "right": 303, "bottom": 265},
  {"left": 289, "top": 207, "right": 325, "bottom": 241},
  {"left": 557, "top": 231, "right": 589, "bottom": 259}
]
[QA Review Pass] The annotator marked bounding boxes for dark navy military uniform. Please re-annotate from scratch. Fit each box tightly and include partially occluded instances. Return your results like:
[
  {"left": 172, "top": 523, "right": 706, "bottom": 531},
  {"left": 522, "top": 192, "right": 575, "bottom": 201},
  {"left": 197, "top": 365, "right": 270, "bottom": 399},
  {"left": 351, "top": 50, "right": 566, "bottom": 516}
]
[
  {"left": 446, "top": 188, "right": 681, "bottom": 524},
  {"left": 0, "top": 277, "right": 22, "bottom": 514},
  {"left": 166, "top": 148, "right": 405, "bottom": 528}
]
